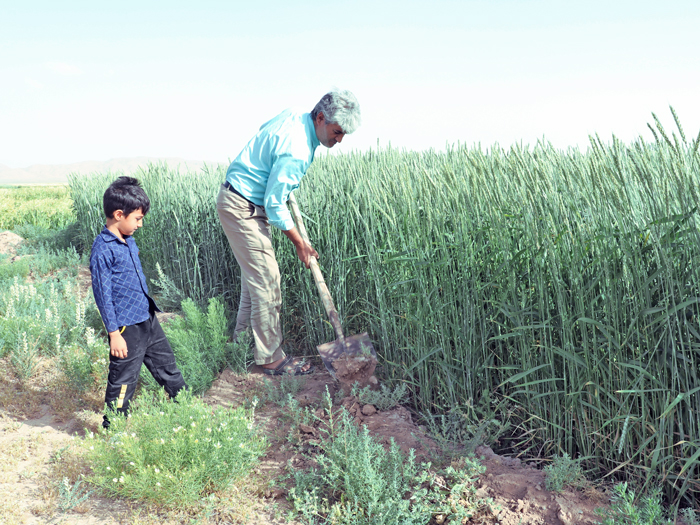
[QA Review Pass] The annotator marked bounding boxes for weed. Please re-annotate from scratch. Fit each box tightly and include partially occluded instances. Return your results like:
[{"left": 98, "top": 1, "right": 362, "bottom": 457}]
[
  {"left": 57, "top": 476, "right": 93, "bottom": 512},
  {"left": 150, "top": 262, "right": 186, "bottom": 312},
  {"left": 83, "top": 389, "right": 266, "bottom": 508},
  {"left": 681, "top": 508, "right": 699, "bottom": 525},
  {"left": 287, "top": 393, "right": 493, "bottom": 525},
  {"left": 543, "top": 453, "right": 586, "bottom": 493},
  {"left": 140, "top": 297, "right": 248, "bottom": 395},
  {"left": 350, "top": 381, "right": 408, "bottom": 411},
  {"left": 263, "top": 372, "right": 307, "bottom": 406},
  {"left": 595, "top": 482, "right": 672, "bottom": 525},
  {"left": 11, "top": 332, "right": 40, "bottom": 380}
]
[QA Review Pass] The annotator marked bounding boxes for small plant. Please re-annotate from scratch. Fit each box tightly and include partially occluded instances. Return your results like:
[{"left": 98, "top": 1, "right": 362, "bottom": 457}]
[
  {"left": 150, "top": 262, "right": 186, "bottom": 312},
  {"left": 263, "top": 372, "right": 307, "bottom": 407},
  {"left": 11, "top": 332, "right": 39, "bottom": 380},
  {"left": 595, "top": 482, "right": 672, "bottom": 525},
  {"left": 681, "top": 508, "right": 699, "bottom": 525},
  {"left": 57, "top": 476, "right": 93, "bottom": 512},
  {"left": 544, "top": 453, "right": 586, "bottom": 493},
  {"left": 350, "top": 382, "right": 408, "bottom": 411},
  {"left": 140, "top": 297, "right": 247, "bottom": 394},
  {"left": 83, "top": 389, "right": 266, "bottom": 508}
]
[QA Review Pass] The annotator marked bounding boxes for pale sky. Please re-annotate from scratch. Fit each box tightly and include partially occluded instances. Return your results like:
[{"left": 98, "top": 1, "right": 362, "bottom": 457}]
[{"left": 1, "top": 0, "right": 699, "bottom": 168}]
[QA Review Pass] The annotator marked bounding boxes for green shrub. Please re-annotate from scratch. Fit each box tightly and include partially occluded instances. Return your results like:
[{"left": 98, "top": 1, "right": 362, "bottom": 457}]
[
  {"left": 544, "top": 453, "right": 586, "bottom": 493},
  {"left": 140, "top": 297, "right": 250, "bottom": 395},
  {"left": 350, "top": 382, "right": 408, "bottom": 411},
  {"left": 59, "top": 327, "right": 109, "bottom": 393},
  {"left": 596, "top": 482, "right": 672, "bottom": 525},
  {"left": 83, "top": 390, "right": 266, "bottom": 507},
  {"left": 288, "top": 393, "right": 490, "bottom": 525},
  {"left": 0, "top": 274, "right": 101, "bottom": 359}
]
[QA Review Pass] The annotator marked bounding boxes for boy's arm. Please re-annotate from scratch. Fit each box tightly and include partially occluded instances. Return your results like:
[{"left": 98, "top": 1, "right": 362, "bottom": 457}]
[{"left": 90, "top": 249, "right": 128, "bottom": 358}]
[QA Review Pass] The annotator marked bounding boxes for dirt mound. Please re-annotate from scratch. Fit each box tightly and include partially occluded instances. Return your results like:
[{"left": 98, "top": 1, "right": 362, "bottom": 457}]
[{"left": 0, "top": 230, "right": 23, "bottom": 256}]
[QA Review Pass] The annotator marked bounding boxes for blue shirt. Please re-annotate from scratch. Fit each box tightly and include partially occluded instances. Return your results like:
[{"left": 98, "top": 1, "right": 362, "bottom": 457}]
[
  {"left": 225, "top": 108, "right": 321, "bottom": 230},
  {"left": 89, "top": 227, "right": 158, "bottom": 333}
]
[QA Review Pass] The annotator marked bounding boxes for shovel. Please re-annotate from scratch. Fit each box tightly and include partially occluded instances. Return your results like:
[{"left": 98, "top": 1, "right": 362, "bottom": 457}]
[{"left": 288, "top": 193, "right": 377, "bottom": 378}]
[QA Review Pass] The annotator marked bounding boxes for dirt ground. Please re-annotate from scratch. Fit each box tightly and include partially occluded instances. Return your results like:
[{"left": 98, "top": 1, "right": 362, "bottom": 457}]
[
  {"left": 0, "top": 237, "right": 655, "bottom": 524},
  {"left": 1, "top": 356, "right": 617, "bottom": 525}
]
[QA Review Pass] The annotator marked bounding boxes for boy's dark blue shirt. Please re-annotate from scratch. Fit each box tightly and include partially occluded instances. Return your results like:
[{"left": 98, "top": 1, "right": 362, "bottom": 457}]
[{"left": 89, "top": 227, "right": 159, "bottom": 333}]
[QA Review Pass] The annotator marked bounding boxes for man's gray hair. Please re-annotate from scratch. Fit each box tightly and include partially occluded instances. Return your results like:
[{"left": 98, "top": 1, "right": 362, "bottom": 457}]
[{"left": 311, "top": 90, "right": 361, "bottom": 134}]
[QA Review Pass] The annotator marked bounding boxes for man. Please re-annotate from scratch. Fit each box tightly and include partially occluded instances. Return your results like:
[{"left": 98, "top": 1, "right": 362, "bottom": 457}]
[{"left": 216, "top": 90, "right": 361, "bottom": 375}]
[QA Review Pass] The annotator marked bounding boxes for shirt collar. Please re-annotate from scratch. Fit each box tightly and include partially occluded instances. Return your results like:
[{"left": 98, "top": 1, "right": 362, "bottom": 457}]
[
  {"left": 99, "top": 226, "right": 128, "bottom": 244},
  {"left": 305, "top": 112, "right": 321, "bottom": 150}
]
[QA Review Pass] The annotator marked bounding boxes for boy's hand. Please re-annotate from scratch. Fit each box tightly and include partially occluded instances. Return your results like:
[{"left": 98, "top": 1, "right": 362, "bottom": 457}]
[{"left": 109, "top": 331, "right": 128, "bottom": 358}]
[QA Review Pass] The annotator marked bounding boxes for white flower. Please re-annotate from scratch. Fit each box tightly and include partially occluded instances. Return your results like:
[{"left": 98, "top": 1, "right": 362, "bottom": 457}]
[
  {"left": 129, "top": 462, "right": 135, "bottom": 466},
  {"left": 191, "top": 422, "right": 196, "bottom": 427},
  {"left": 154, "top": 468, "right": 160, "bottom": 474},
  {"left": 131, "top": 433, "right": 136, "bottom": 437},
  {"left": 106, "top": 467, "right": 111, "bottom": 471},
  {"left": 156, "top": 482, "right": 161, "bottom": 487},
  {"left": 113, "top": 478, "right": 118, "bottom": 483},
  {"left": 160, "top": 411, "right": 164, "bottom": 415},
  {"left": 90, "top": 446, "right": 94, "bottom": 450},
  {"left": 239, "top": 443, "right": 245, "bottom": 448},
  {"left": 119, "top": 476, "right": 125, "bottom": 483},
  {"left": 206, "top": 428, "right": 211, "bottom": 433},
  {"left": 88, "top": 431, "right": 94, "bottom": 439},
  {"left": 214, "top": 442, "right": 221, "bottom": 449},
  {"left": 160, "top": 439, "right": 165, "bottom": 444}
]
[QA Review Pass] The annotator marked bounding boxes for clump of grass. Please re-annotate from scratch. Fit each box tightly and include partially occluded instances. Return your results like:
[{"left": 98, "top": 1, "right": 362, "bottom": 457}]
[
  {"left": 544, "top": 453, "right": 586, "bottom": 493},
  {"left": 83, "top": 389, "right": 266, "bottom": 507},
  {"left": 596, "top": 482, "right": 672, "bottom": 525}
]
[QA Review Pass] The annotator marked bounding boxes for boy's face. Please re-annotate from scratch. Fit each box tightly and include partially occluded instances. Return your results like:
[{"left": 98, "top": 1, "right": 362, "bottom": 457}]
[{"left": 115, "top": 208, "right": 145, "bottom": 237}]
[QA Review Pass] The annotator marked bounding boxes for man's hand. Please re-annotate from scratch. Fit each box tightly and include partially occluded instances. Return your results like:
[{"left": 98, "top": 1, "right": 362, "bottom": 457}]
[
  {"left": 283, "top": 227, "right": 319, "bottom": 269},
  {"left": 109, "top": 331, "right": 128, "bottom": 358},
  {"left": 295, "top": 241, "right": 319, "bottom": 269}
]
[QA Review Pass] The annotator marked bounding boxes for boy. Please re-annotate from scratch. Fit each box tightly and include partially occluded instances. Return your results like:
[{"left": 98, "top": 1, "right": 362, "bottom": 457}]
[{"left": 90, "top": 176, "right": 187, "bottom": 429}]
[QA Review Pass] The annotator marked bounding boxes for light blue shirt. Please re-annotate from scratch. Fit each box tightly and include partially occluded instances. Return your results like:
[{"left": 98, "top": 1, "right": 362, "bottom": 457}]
[{"left": 225, "top": 108, "right": 320, "bottom": 231}]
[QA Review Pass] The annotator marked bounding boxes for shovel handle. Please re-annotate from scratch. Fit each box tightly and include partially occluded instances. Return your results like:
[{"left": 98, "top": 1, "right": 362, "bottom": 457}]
[{"left": 288, "top": 193, "right": 345, "bottom": 342}]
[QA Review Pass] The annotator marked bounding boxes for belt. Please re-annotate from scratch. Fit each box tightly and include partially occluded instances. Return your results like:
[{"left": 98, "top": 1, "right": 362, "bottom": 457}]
[{"left": 223, "top": 181, "right": 255, "bottom": 205}]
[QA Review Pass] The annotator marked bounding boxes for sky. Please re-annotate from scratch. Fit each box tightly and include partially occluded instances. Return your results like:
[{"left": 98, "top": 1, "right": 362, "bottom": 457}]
[{"left": 1, "top": 0, "right": 699, "bottom": 168}]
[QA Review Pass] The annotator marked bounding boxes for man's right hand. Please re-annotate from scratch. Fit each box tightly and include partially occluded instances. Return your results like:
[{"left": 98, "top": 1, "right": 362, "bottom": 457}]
[
  {"left": 283, "top": 227, "right": 319, "bottom": 269},
  {"left": 109, "top": 331, "right": 128, "bottom": 358},
  {"left": 295, "top": 241, "right": 320, "bottom": 269}
]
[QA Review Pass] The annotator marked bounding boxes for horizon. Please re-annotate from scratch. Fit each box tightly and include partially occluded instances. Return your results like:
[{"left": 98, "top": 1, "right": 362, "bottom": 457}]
[{"left": 1, "top": 0, "right": 699, "bottom": 168}]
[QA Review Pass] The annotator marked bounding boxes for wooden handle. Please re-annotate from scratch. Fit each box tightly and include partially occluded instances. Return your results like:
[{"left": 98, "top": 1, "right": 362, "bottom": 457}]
[{"left": 288, "top": 193, "right": 345, "bottom": 342}]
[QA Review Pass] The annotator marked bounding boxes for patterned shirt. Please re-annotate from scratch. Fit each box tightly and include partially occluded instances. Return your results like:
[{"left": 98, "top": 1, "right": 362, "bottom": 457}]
[
  {"left": 89, "top": 227, "right": 158, "bottom": 333},
  {"left": 225, "top": 108, "right": 320, "bottom": 231}
]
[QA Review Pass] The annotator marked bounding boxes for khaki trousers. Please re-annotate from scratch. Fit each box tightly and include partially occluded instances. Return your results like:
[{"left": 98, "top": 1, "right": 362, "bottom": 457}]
[{"left": 216, "top": 184, "right": 286, "bottom": 365}]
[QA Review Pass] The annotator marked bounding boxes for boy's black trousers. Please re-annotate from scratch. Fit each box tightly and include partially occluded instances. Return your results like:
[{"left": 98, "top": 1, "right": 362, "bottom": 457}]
[{"left": 104, "top": 310, "right": 187, "bottom": 427}]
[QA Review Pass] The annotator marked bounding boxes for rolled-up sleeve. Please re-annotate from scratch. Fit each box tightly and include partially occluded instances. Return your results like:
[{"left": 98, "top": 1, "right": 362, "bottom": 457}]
[
  {"left": 90, "top": 248, "right": 119, "bottom": 333},
  {"left": 264, "top": 154, "right": 304, "bottom": 231}
]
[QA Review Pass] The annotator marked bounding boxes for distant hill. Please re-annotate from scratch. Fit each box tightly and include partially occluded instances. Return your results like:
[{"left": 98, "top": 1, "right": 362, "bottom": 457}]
[{"left": 0, "top": 157, "right": 223, "bottom": 185}]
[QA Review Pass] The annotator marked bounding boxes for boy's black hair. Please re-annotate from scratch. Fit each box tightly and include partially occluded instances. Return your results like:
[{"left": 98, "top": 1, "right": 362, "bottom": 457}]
[{"left": 103, "top": 176, "right": 151, "bottom": 218}]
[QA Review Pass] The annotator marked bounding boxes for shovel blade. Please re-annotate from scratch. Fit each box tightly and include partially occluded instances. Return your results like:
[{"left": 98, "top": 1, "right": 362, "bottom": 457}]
[{"left": 316, "top": 332, "right": 376, "bottom": 378}]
